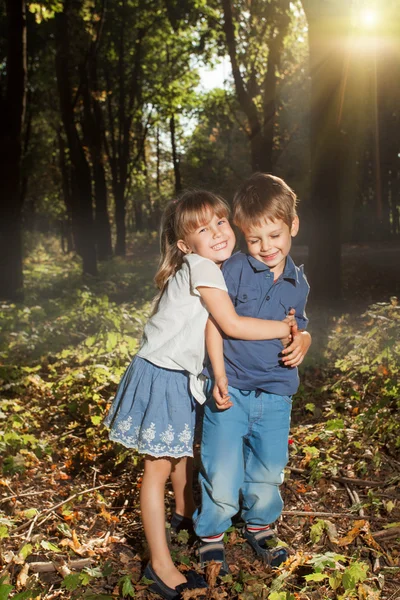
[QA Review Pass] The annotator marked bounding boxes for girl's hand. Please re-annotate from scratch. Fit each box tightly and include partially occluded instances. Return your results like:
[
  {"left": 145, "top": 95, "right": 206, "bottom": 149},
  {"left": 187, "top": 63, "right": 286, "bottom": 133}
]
[
  {"left": 280, "top": 308, "right": 296, "bottom": 346},
  {"left": 213, "top": 376, "right": 233, "bottom": 410}
]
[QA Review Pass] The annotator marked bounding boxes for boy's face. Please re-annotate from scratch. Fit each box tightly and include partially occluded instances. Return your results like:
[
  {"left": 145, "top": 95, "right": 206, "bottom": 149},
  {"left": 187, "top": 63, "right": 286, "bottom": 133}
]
[{"left": 242, "top": 217, "right": 299, "bottom": 279}]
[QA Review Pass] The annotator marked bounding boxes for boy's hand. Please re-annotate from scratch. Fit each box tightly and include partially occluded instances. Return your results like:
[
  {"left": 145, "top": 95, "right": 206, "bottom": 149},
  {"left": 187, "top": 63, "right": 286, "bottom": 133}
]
[
  {"left": 213, "top": 376, "right": 233, "bottom": 410},
  {"left": 281, "top": 322, "right": 311, "bottom": 367}
]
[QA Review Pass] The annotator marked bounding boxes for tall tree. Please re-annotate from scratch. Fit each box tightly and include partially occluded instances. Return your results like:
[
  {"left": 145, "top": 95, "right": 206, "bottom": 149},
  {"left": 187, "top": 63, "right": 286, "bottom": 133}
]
[
  {"left": 0, "top": 0, "right": 27, "bottom": 301},
  {"left": 80, "top": 0, "right": 113, "bottom": 260},
  {"left": 101, "top": 0, "right": 148, "bottom": 256},
  {"left": 301, "top": 0, "right": 352, "bottom": 302},
  {"left": 221, "top": 0, "right": 291, "bottom": 172},
  {"left": 55, "top": 0, "right": 97, "bottom": 275}
]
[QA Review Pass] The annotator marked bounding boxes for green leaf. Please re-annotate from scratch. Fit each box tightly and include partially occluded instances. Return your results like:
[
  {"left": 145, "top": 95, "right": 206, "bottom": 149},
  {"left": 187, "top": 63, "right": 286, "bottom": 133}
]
[
  {"left": 102, "top": 561, "right": 113, "bottom": 577},
  {"left": 329, "top": 571, "right": 343, "bottom": 591},
  {"left": 40, "top": 540, "right": 62, "bottom": 553},
  {"left": 19, "top": 544, "right": 33, "bottom": 560},
  {"left": 23, "top": 508, "right": 38, "bottom": 519},
  {"left": 176, "top": 529, "right": 190, "bottom": 544},
  {"left": 84, "top": 566, "right": 103, "bottom": 578},
  {"left": 119, "top": 575, "right": 136, "bottom": 597},
  {"left": 0, "top": 526, "right": 9, "bottom": 540},
  {"left": 304, "top": 572, "right": 329, "bottom": 582},
  {"left": 62, "top": 574, "right": 81, "bottom": 591},
  {"left": 0, "top": 583, "right": 13, "bottom": 600},
  {"left": 310, "top": 519, "right": 326, "bottom": 544},
  {"left": 12, "top": 591, "right": 41, "bottom": 600},
  {"left": 80, "top": 571, "right": 92, "bottom": 585},
  {"left": 90, "top": 415, "right": 103, "bottom": 425},
  {"left": 178, "top": 554, "right": 191, "bottom": 566},
  {"left": 325, "top": 418, "right": 345, "bottom": 431},
  {"left": 342, "top": 561, "right": 368, "bottom": 590},
  {"left": 57, "top": 522, "right": 72, "bottom": 538},
  {"left": 309, "top": 552, "right": 347, "bottom": 571}
]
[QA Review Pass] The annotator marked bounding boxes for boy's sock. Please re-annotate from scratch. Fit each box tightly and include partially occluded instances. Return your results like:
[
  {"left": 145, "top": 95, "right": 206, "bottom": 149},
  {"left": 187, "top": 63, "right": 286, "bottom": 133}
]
[
  {"left": 200, "top": 532, "right": 225, "bottom": 543},
  {"left": 246, "top": 524, "right": 273, "bottom": 535}
]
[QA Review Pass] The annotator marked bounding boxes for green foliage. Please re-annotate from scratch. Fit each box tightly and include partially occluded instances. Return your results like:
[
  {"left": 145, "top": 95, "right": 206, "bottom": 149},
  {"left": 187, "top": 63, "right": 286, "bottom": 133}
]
[
  {"left": 342, "top": 561, "right": 368, "bottom": 590},
  {"left": 1, "top": 240, "right": 396, "bottom": 600},
  {"left": 327, "top": 299, "right": 400, "bottom": 451},
  {"left": 182, "top": 88, "right": 251, "bottom": 198},
  {"left": 119, "top": 574, "right": 136, "bottom": 597},
  {"left": 0, "top": 244, "right": 153, "bottom": 476},
  {"left": 0, "top": 575, "right": 41, "bottom": 600}
]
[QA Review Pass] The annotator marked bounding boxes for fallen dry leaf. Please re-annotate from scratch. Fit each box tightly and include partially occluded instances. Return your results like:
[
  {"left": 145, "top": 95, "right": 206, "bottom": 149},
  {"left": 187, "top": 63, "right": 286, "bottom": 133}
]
[
  {"left": 206, "top": 561, "right": 223, "bottom": 588},
  {"left": 181, "top": 587, "right": 209, "bottom": 599},
  {"left": 336, "top": 520, "right": 366, "bottom": 546},
  {"left": 16, "top": 563, "right": 29, "bottom": 589}
]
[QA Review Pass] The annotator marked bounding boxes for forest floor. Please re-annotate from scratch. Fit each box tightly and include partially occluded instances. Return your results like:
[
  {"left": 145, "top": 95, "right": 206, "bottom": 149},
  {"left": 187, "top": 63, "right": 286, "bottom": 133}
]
[{"left": 0, "top": 236, "right": 399, "bottom": 600}]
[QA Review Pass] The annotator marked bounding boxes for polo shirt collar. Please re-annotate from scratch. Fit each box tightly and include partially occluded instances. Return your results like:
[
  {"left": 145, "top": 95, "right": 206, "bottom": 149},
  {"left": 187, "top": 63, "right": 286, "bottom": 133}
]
[{"left": 246, "top": 253, "right": 299, "bottom": 284}]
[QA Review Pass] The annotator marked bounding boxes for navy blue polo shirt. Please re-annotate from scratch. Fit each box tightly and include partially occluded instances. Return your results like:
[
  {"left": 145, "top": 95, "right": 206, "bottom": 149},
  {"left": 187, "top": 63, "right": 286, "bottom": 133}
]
[{"left": 205, "top": 251, "right": 310, "bottom": 396}]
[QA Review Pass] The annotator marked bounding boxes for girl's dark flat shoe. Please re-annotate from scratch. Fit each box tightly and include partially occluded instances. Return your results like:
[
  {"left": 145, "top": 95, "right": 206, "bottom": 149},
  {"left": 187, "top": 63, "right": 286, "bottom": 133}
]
[
  {"left": 143, "top": 563, "right": 207, "bottom": 600},
  {"left": 166, "top": 512, "right": 197, "bottom": 546},
  {"left": 170, "top": 512, "right": 195, "bottom": 535}
]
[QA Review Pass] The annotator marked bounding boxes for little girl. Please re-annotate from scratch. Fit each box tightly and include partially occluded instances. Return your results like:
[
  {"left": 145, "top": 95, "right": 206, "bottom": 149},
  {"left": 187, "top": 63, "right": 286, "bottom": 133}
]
[{"left": 104, "top": 190, "right": 292, "bottom": 600}]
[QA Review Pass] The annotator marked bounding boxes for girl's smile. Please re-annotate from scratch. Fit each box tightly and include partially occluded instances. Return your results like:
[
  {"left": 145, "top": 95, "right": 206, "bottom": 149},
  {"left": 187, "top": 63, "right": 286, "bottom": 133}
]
[{"left": 177, "top": 214, "right": 236, "bottom": 266}]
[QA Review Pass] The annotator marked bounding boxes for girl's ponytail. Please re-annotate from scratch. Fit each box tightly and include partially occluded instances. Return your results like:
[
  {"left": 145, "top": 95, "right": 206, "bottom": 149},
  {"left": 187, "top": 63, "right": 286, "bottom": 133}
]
[{"left": 154, "top": 200, "right": 184, "bottom": 293}]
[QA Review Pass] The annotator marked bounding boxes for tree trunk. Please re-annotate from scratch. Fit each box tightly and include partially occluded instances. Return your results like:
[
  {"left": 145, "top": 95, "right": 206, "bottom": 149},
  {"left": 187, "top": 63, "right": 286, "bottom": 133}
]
[
  {"left": 170, "top": 114, "right": 182, "bottom": 194},
  {"left": 57, "top": 129, "right": 75, "bottom": 251},
  {"left": 114, "top": 182, "right": 126, "bottom": 256},
  {"left": 0, "top": 0, "right": 27, "bottom": 301},
  {"left": 81, "top": 59, "right": 113, "bottom": 260},
  {"left": 302, "top": 1, "right": 351, "bottom": 303},
  {"left": 221, "top": 0, "right": 288, "bottom": 174},
  {"left": 55, "top": 4, "right": 97, "bottom": 276},
  {"left": 103, "top": 15, "right": 144, "bottom": 256}
]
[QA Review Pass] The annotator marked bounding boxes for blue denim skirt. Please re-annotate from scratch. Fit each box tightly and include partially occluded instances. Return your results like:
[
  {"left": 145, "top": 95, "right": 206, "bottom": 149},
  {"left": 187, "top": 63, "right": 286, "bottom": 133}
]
[{"left": 104, "top": 356, "right": 196, "bottom": 458}]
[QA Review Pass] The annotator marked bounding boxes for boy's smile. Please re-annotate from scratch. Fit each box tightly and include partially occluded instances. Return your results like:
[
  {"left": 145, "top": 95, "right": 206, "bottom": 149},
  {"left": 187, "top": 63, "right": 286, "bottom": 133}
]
[
  {"left": 243, "top": 217, "right": 299, "bottom": 278},
  {"left": 177, "top": 214, "right": 236, "bottom": 266}
]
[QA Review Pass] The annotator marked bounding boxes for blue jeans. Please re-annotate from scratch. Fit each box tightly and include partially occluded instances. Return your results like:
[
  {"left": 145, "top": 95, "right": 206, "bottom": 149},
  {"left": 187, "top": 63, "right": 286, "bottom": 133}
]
[{"left": 194, "top": 386, "right": 292, "bottom": 538}]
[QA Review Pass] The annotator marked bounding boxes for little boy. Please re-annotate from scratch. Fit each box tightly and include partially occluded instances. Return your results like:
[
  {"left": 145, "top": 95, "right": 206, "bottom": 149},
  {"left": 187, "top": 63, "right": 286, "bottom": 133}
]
[{"left": 194, "top": 173, "right": 311, "bottom": 571}]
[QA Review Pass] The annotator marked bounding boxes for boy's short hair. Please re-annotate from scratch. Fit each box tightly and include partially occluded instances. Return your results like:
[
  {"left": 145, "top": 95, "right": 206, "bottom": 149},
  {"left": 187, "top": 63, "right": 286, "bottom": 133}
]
[{"left": 233, "top": 172, "right": 298, "bottom": 230}]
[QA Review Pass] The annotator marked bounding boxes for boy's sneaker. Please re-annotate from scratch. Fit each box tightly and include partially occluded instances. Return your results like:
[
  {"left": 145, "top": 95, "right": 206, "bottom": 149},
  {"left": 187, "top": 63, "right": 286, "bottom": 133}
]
[
  {"left": 197, "top": 540, "right": 229, "bottom": 576},
  {"left": 243, "top": 526, "right": 288, "bottom": 568}
]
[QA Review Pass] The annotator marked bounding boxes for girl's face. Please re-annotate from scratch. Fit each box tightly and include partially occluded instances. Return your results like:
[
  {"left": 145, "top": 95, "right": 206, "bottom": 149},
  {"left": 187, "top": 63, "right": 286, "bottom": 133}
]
[{"left": 177, "top": 212, "right": 235, "bottom": 266}]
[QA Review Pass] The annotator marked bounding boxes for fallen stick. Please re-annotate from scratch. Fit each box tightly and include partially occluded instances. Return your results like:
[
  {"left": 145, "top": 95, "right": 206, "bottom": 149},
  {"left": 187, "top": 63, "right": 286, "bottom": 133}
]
[
  {"left": 28, "top": 558, "right": 93, "bottom": 573},
  {"left": 287, "top": 466, "right": 385, "bottom": 488},
  {"left": 0, "top": 490, "right": 50, "bottom": 504},
  {"left": 371, "top": 526, "right": 400, "bottom": 540},
  {"left": 11, "top": 483, "right": 121, "bottom": 535},
  {"left": 282, "top": 510, "right": 385, "bottom": 520}
]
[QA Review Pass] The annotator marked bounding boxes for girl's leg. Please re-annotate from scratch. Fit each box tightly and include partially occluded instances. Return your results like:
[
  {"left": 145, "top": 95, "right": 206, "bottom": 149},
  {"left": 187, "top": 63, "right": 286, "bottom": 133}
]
[
  {"left": 140, "top": 456, "right": 187, "bottom": 588},
  {"left": 170, "top": 456, "right": 196, "bottom": 518}
]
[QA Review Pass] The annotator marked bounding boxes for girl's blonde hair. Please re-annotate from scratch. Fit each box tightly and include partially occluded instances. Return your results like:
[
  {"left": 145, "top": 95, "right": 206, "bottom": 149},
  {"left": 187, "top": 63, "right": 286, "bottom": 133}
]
[{"left": 154, "top": 189, "right": 230, "bottom": 294}]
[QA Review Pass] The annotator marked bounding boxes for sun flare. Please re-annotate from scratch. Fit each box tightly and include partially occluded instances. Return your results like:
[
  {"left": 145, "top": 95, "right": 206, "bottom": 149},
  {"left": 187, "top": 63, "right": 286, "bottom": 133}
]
[{"left": 360, "top": 9, "right": 379, "bottom": 28}]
